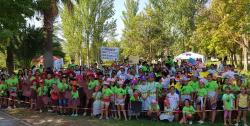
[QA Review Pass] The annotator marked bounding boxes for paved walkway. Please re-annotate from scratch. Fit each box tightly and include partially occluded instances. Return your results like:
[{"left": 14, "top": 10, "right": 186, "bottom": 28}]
[{"left": 0, "top": 111, "right": 31, "bottom": 126}]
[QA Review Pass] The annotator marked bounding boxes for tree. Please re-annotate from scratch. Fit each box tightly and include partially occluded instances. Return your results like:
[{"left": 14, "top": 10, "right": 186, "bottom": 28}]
[
  {"left": 190, "top": 0, "right": 249, "bottom": 69},
  {"left": 61, "top": 0, "right": 116, "bottom": 65},
  {"left": 121, "top": 0, "right": 141, "bottom": 57},
  {"left": 14, "top": 27, "right": 44, "bottom": 68},
  {"left": 37, "top": 0, "right": 73, "bottom": 69},
  {"left": 0, "top": 0, "right": 34, "bottom": 73}
]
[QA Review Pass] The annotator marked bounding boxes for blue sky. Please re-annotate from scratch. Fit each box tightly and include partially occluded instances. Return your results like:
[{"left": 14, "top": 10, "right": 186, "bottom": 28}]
[
  {"left": 114, "top": 0, "right": 148, "bottom": 39},
  {"left": 28, "top": 0, "right": 149, "bottom": 40}
]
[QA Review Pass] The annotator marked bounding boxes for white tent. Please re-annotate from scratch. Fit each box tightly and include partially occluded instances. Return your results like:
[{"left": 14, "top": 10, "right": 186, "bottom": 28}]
[{"left": 174, "top": 52, "right": 205, "bottom": 62}]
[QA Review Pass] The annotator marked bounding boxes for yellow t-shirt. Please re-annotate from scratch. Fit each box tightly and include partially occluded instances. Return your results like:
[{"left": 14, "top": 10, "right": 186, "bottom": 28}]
[{"left": 238, "top": 94, "right": 248, "bottom": 108}]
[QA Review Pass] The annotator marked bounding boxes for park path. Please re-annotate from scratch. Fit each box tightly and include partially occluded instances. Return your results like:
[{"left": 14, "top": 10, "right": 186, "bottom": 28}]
[{"left": 0, "top": 110, "right": 31, "bottom": 126}]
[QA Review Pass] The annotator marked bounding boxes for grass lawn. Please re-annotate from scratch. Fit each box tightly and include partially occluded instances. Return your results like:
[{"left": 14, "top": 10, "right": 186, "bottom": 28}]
[{"left": 3, "top": 108, "right": 250, "bottom": 126}]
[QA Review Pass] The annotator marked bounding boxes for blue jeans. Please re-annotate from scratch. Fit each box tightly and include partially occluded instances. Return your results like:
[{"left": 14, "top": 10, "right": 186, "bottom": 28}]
[{"left": 58, "top": 99, "right": 67, "bottom": 106}]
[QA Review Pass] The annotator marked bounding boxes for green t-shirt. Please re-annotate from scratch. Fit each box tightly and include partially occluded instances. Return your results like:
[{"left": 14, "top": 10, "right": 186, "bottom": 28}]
[
  {"left": 222, "top": 93, "right": 235, "bottom": 110},
  {"left": 45, "top": 79, "right": 55, "bottom": 87},
  {"left": 180, "top": 85, "right": 194, "bottom": 95},
  {"left": 149, "top": 104, "right": 160, "bottom": 111},
  {"left": 57, "top": 82, "right": 69, "bottom": 92},
  {"left": 71, "top": 90, "right": 79, "bottom": 99},
  {"left": 231, "top": 85, "right": 240, "bottom": 92},
  {"left": 188, "top": 81, "right": 199, "bottom": 91},
  {"left": 115, "top": 87, "right": 126, "bottom": 96},
  {"left": 0, "top": 84, "right": 7, "bottom": 96},
  {"left": 37, "top": 86, "right": 48, "bottom": 96},
  {"left": 102, "top": 88, "right": 113, "bottom": 97},
  {"left": 88, "top": 80, "right": 99, "bottom": 90},
  {"left": 197, "top": 88, "right": 208, "bottom": 97},
  {"left": 68, "top": 63, "right": 77, "bottom": 69},
  {"left": 205, "top": 81, "right": 218, "bottom": 92},
  {"left": 110, "top": 86, "right": 117, "bottom": 93},
  {"left": 182, "top": 106, "right": 195, "bottom": 115}
]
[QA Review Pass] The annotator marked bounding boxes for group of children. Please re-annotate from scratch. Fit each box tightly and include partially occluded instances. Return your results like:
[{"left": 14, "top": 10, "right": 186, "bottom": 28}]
[{"left": 0, "top": 63, "right": 249, "bottom": 126}]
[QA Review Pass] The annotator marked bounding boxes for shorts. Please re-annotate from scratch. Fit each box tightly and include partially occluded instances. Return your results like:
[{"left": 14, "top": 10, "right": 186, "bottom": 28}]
[
  {"left": 210, "top": 102, "right": 217, "bottom": 110},
  {"left": 101, "top": 101, "right": 110, "bottom": 106},
  {"left": 238, "top": 107, "right": 248, "bottom": 111},
  {"left": 115, "top": 99, "right": 125, "bottom": 105},
  {"left": 58, "top": 99, "right": 67, "bottom": 106}
]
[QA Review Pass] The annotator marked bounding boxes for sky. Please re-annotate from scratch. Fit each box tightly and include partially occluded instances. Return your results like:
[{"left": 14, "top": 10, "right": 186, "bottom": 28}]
[
  {"left": 114, "top": 0, "right": 148, "bottom": 39},
  {"left": 28, "top": 0, "right": 149, "bottom": 40}
]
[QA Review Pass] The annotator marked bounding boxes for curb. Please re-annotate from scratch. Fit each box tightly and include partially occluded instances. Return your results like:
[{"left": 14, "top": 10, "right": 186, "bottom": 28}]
[{"left": 0, "top": 110, "right": 33, "bottom": 126}]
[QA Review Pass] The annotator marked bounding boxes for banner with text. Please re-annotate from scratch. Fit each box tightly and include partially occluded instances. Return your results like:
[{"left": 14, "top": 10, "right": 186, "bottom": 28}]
[{"left": 100, "top": 47, "right": 119, "bottom": 61}]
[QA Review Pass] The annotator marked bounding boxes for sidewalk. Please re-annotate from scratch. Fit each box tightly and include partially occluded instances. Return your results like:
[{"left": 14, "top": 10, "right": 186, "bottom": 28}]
[{"left": 0, "top": 110, "right": 30, "bottom": 126}]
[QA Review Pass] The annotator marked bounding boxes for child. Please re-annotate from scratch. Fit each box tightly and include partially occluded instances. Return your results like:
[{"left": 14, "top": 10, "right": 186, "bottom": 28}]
[
  {"left": 180, "top": 99, "right": 195, "bottom": 125},
  {"left": 138, "top": 76, "right": 149, "bottom": 111},
  {"left": 128, "top": 89, "right": 141, "bottom": 120},
  {"left": 57, "top": 76, "right": 69, "bottom": 115},
  {"left": 50, "top": 83, "right": 59, "bottom": 113},
  {"left": 235, "top": 87, "right": 249, "bottom": 126},
  {"left": 196, "top": 79, "right": 207, "bottom": 124},
  {"left": 108, "top": 78, "right": 117, "bottom": 119},
  {"left": 85, "top": 74, "right": 99, "bottom": 116},
  {"left": 92, "top": 86, "right": 102, "bottom": 117},
  {"left": 71, "top": 85, "right": 79, "bottom": 116},
  {"left": 115, "top": 80, "right": 127, "bottom": 120},
  {"left": 147, "top": 99, "right": 160, "bottom": 120},
  {"left": 0, "top": 78, "right": 7, "bottom": 108},
  {"left": 222, "top": 86, "right": 235, "bottom": 126},
  {"left": 100, "top": 81, "right": 113, "bottom": 120},
  {"left": 37, "top": 80, "right": 49, "bottom": 112},
  {"left": 6, "top": 75, "right": 18, "bottom": 109},
  {"left": 159, "top": 99, "right": 174, "bottom": 122}
]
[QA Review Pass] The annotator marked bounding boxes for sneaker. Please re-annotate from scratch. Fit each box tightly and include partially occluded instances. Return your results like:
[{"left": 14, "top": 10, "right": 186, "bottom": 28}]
[
  {"left": 7, "top": 106, "right": 11, "bottom": 109},
  {"left": 189, "top": 121, "right": 193, "bottom": 125},
  {"left": 198, "top": 120, "right": 204, "bottom": 124},
  {"left": 83, "top": 112, "right": 87, "bottom": 116},
  {"left": 235, "top": 123, "right": 239, "bottom": 126},
  {"left": 74, "top": 114, "right": 78, "bottom": 117},
  {"left": 99, "top": 116, "right": 103, "bottom": 120},
  {"left": 39, "top": 109, "right": 42, "bottom": 113},
  {"left": 244, "top": 124, "right": 248, "bottom": 126},
  {"left": 71, "top": 113, "right": 75, "bottom": 117},
  {"left": 106, "top": 117, "right": 109, "bottom": 120}
]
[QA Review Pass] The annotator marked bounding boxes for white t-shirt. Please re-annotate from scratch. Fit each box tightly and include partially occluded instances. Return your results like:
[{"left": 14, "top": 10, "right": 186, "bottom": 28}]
[{"left": 167, "top": 93, "right": 179, "bottom": 110}]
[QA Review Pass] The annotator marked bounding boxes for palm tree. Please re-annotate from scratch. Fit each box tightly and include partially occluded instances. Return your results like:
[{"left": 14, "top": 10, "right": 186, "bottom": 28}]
[{"left": 38, "top": 0, "right": 73, "bottom": 69}]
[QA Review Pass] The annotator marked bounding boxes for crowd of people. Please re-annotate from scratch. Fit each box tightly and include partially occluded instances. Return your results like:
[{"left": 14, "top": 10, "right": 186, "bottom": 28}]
[{"left": 0, "top": 58, "right": 249, "bottom": 126}]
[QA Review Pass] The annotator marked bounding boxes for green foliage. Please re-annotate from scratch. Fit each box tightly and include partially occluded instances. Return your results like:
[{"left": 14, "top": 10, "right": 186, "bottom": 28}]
[{"left": 61, "top": 0, "right": 116, "bottom": 64}]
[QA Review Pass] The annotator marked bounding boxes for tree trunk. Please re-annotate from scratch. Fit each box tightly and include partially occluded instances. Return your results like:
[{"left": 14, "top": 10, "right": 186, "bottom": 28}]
[
  {"left": 242, "top": 34, "right": 248, "bottom": 71},
  {"left": 233, "top": 53, "right": 237, "bottom": 67},
  {"left": 43, "top": 0, "right": 57, "bottom": 70},
  {"left": 6, "top": 46, "right": 14, "bottom": 74},
  {"left": 230, "top": 53, "right": 234, "bottom": 66},
  {"left": 239, "top": 49, "right": 243, "bottom": 68}
]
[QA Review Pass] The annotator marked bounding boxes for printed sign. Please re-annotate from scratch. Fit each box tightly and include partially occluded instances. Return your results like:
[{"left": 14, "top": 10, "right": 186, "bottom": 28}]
[{"left": 100, "top": 47, "right": 119, "bottom": 61}]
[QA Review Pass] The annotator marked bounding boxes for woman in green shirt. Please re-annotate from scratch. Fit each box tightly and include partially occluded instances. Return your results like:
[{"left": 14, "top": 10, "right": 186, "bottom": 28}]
[
  {"left": 115, "top": 80, "right": 127, "bottom": 120},
  {"left": 196, "top": 79, "right": 207, "bottom": 124},
  {"left": 100, "top": 81, "right": 113, "bottom": 120},
  {"left": 205, "top": 74, "right": 219, "bottom": 124}
]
